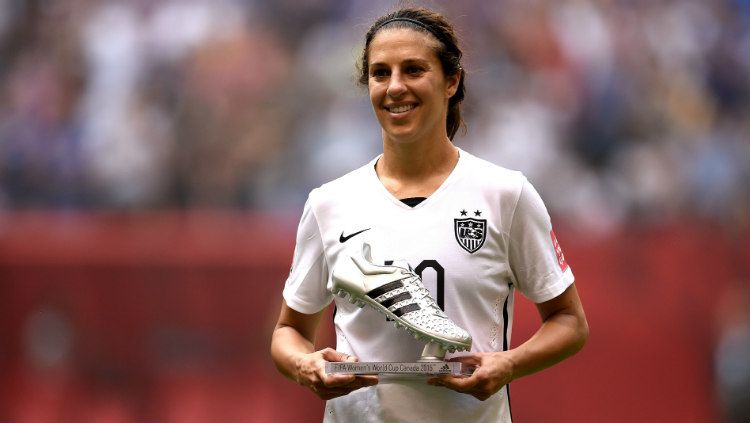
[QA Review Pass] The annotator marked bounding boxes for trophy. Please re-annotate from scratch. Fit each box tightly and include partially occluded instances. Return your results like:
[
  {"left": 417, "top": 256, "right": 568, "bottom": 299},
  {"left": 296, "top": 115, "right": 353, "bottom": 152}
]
[{"left": 325, "top": 244, "right": 474, "bottom": 377}]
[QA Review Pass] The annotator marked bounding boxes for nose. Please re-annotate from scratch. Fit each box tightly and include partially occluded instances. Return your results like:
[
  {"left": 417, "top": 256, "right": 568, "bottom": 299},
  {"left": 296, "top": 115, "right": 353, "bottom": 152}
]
[{"left": 386, "top": 71, "right": 407, "bottom": 99}]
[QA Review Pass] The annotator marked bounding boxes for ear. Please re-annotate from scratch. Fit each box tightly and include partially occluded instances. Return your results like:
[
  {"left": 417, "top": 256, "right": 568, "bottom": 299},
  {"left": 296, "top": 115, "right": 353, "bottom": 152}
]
[{"left": 445, "top": 71, "right": 461, "bottom": 99}]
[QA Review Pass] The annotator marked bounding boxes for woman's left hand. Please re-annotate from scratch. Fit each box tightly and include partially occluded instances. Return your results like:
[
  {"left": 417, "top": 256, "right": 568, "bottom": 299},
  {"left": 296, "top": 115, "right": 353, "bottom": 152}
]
[{"left": 427, "top": 352, "right": 515, "bottom": 401}]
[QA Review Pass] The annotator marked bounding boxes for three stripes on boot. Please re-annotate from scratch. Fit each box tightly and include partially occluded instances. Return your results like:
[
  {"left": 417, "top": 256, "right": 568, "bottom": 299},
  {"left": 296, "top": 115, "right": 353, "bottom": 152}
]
[{"left": 366, "top": 280, "right": 420, "bottom": 317}]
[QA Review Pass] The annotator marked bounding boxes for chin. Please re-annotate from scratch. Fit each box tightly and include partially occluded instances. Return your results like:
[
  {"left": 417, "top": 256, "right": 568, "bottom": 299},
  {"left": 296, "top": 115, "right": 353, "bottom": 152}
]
[
  {"left": 384, "top": 130, "right": 419, "bottom": 143},
  {"left": 382, "top": 123, "right": 417, "bottom": 138}
]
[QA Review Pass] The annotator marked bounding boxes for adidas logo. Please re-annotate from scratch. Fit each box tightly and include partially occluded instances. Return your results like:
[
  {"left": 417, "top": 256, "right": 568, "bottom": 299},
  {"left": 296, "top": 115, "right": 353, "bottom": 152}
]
[{"left": 440, "top": 364, "right": 451, "bottom": 373}]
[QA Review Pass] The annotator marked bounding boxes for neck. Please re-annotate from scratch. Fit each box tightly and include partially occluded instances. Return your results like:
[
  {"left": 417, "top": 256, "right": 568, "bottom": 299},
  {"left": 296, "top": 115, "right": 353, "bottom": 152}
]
[
  {"left": 381, "top": 138, "right": 456, "bottom": 175},
  {"left": 375, "top": 133, "right": 459, "bottom": 198}
]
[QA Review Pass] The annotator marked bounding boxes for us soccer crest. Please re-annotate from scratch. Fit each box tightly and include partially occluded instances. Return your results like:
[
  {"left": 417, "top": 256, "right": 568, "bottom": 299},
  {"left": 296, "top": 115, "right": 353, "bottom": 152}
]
[{"left": 454, "top": 210, "right": 487, "bottom": 254}]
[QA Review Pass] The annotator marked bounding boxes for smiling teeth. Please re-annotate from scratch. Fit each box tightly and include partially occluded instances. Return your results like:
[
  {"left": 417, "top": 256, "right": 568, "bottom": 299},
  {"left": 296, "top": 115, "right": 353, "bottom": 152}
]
[{"left": 389, "top": 104, "right": 414, "bottom": 113}]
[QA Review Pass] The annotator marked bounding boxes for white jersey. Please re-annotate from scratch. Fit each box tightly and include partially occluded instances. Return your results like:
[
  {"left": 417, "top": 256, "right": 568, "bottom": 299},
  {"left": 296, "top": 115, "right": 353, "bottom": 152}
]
[{"left": 283, "top": 148, "right": 574, "bottom": 423}]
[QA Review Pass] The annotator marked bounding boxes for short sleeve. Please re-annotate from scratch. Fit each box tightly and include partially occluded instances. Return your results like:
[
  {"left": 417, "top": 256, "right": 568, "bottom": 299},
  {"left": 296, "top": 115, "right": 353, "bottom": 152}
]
[
  {"left": 282, "top": 194, "right": 333, "bottom": 314},
  {"left": 508, "top": 179, "right": 575, "bottom": 303}
]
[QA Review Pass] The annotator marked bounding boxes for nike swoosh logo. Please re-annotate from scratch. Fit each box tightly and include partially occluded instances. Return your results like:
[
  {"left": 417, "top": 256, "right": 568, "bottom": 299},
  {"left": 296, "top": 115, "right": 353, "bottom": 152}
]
[{"left": 339, "top": 228, "right": 371, "bottom": 243}]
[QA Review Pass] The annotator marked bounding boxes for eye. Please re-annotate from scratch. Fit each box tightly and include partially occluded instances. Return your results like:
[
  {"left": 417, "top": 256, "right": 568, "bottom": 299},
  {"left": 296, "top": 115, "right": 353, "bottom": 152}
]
[
  {"left": 405, "top": 65, "right": 425, "bottom": 75},
  {"left": 370, "top": 67, "right": 389, "bottom": 79}
]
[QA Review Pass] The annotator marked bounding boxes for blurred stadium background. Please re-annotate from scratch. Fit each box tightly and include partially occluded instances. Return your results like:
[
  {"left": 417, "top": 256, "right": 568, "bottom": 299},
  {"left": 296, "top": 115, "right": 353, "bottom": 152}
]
[{"left": 1, "top": 0, "right": 749, "bottom": 422}]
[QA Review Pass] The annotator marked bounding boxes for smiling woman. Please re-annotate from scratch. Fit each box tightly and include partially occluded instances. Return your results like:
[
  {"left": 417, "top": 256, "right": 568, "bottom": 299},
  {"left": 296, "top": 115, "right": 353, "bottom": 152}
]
[
  {"left": 271, "top": 7, "right": 588, "bottom": 423},
  {"left": 366, "top": 29, "right": 459, "bottom": 148},
  {"left": 358, "top": 9, "right": 466, "bottom": 142}
]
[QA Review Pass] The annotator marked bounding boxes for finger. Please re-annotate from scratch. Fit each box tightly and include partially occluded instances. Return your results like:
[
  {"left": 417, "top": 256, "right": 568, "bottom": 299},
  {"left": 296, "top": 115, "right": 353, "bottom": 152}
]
[
  {"left": 446, "top": 354, "right": 482, "bottom": 366},
  {"left": 320, "top": 348, "right": 352, "bottom": 363},
  {"left": 427, "top": 370, "right": 473, "bottom": 384},
  {"left": 354, "top": 375, "right": 379, "bottom": 386},
  {"left": 323, "top": 372, "right": 378, "bottom": 388},
  {"left": 315, "top": 387, "right": 350, "bottom": 400},
  {"left": 335, "top": 375, "right": 379, "bottom": 390},
  {"left": 432, "top": 374, "right": 477, "bottom": 392},
  {"left": 472, "top": 391, "right": 493, "bottom": 402},
  {"left": 427, "top": 374, "right": 451, "bottom": 386},
  {"left": 322, "top": 372, "right": 357, "bottom": 387}
]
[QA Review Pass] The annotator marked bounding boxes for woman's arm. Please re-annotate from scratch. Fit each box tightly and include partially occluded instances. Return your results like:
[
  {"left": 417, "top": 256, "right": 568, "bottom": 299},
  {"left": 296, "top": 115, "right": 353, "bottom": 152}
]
[
  {"left": 428, "top": 284, "right": 588, "bottom": 401},
  {"left": 271, "top": 300, "right": 378, "bottom": 399}
]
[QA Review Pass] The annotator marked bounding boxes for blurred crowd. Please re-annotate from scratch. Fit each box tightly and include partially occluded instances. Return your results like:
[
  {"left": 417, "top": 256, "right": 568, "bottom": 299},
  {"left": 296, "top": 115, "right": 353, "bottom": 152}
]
[{"left": 1, "top": 0, "right": 749, "bottom": 230}]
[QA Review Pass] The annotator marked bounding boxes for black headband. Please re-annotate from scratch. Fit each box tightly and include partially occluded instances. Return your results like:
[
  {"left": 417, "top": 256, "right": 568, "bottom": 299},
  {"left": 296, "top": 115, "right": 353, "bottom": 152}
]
[{"left": 373, "top": 17, "right": 450, "bottom": 47}]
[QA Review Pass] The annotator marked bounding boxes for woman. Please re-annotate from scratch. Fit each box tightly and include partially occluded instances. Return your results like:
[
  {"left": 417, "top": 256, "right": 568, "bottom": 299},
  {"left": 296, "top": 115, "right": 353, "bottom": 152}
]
[{"left": 271, "top": 7, "right": 588, "bottom": 423}]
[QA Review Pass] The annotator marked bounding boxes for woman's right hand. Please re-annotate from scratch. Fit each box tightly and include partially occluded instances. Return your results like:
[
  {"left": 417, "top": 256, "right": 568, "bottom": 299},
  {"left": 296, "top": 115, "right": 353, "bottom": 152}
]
[
  {"left": 271, "top": 302, "right": 378, "bottom": 399},
  {"left": 295, "top": 347, "right": 379, "bottom": 400}
]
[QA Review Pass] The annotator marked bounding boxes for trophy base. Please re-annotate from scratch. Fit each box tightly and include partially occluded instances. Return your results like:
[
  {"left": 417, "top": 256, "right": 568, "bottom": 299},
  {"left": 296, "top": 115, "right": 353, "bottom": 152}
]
[
  {"left": 325, "top": 360, "right": 473, "bottom": 376},
  {"left": 325, "top": 342, "right": 474, "bottom": 377}
]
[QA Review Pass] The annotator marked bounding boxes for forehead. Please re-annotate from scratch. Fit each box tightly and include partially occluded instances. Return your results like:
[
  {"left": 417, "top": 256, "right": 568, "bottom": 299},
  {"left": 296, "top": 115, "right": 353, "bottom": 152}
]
[{"left": 367, "top": 28, "right": 439, "bottom": 64}]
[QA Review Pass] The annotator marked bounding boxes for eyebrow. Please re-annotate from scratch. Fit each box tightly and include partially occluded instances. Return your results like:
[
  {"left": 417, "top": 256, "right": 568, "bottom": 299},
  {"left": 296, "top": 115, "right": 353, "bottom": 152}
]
[{"left": 369, "top": 58, "right": 431, "bottom": 68}]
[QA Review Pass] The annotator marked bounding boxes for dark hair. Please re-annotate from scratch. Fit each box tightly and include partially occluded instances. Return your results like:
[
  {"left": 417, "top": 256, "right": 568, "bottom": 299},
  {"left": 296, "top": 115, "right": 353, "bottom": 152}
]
[{"left": 358, "top": 7, "right": 466, "bottom": 140}]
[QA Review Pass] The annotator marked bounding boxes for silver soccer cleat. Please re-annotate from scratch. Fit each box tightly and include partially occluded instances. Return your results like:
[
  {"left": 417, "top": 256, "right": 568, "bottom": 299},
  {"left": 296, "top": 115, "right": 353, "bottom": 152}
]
[{"left": 331, "top": 243, "right": 472, "bottom": 353}]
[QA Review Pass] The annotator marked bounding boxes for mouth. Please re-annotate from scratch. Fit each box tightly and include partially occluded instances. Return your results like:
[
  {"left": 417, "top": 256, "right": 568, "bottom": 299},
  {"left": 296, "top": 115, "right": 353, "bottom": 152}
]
[{"left": 384, "top": 103, "right": 417, "bottom": 114}]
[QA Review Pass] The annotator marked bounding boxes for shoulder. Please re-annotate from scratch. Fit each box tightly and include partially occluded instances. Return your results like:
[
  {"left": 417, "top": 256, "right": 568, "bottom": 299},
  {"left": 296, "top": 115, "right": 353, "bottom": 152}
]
[
  {"left": 459, "top": 148, "right": 528, "bottom": 197},
  {"left": 307, "top": 157, "right": 378, "bottom": 207}
]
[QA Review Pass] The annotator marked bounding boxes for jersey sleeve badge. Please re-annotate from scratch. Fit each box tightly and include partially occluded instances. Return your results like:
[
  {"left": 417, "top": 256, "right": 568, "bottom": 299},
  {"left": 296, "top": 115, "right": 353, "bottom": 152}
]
[{"left": 550, "top": 230, "right": 569, "bottom": 271}]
